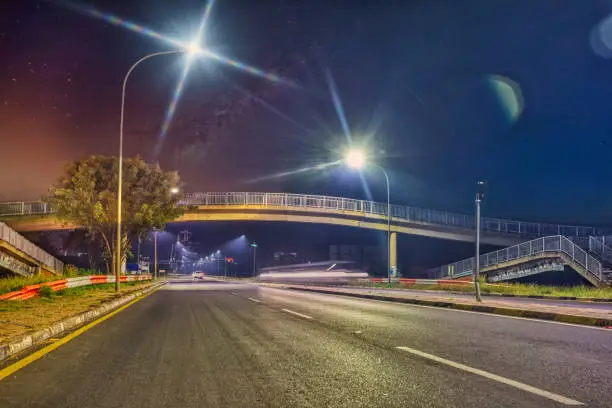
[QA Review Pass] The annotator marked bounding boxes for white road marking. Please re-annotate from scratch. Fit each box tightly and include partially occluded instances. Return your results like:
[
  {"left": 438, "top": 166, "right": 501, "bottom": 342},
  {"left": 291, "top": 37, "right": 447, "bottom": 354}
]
[
  {"left": 395, "top": 346, "right": 583, "bottom": 406},
  {"left": 247, "top": 297, "right": 261, "bottom": 303},
  {"left": 281, "top": 308, "right": 313, "bottom": 320},
  {"left": 230, "top": 292, "right": 238, "bottom": 296}
]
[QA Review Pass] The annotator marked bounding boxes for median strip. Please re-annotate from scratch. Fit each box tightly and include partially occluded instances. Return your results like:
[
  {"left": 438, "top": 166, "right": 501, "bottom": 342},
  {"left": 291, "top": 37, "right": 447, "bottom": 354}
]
[{"left": 395, "top": 346, "right": 583, "bottom": 405}]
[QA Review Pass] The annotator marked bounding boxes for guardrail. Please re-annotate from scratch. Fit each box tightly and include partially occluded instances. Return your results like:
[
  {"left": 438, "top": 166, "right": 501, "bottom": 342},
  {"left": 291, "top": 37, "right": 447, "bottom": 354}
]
[
  {"left": 0, "top": 222, "right": 64, "bottom": 274},
  {"left": 0, "top": 274, "right": 152, "bottom": 300},
  {"left": 430, "top": 235, "right": 603, "bottom": 281},
  {"left": 0, "top": 192, "right": 603, "bottom": 238}
]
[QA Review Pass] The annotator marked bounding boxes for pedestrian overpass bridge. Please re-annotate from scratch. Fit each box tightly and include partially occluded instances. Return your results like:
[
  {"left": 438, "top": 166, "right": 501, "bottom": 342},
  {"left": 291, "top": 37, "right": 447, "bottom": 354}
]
[
  {"left": 0, "top": 192, "right": 598, "bottom": 243},
  {"left": 0, "top": 192, "right": 601, "bottom": 271}
]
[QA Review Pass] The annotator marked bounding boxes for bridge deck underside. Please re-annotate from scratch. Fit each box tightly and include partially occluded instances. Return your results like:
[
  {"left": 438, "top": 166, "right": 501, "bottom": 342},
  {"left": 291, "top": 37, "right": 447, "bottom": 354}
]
[{"left": 0, "top": 205, "right": 524, "bottom": 246}]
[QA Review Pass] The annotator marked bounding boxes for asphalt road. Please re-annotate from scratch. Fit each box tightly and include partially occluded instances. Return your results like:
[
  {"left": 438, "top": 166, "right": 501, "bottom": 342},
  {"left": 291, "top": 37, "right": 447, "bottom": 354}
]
[
  {"left": 1, "top": 279, "right": 610, "bottom": 407},
  {"left": 338, "top": 286, "right": 612, "bottom": 310}
]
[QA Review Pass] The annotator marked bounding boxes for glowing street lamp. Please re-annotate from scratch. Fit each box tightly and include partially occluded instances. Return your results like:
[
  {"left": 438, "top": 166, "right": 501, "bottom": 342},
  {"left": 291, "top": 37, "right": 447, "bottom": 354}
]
[
  {"left": 170, "top": 187, "right": 180, "bottom": 195},
  {"left": 346, "top": 149, "right": 366, "bottom": 169},
  {"left": 114, "top": 43, "right": 202, "bottom": 292},
  {"left": 186, "top": 42, "right": 203, "bottom": 55},
  {"left": 344, "top": 148, "right": 392, "bottom": 283}
]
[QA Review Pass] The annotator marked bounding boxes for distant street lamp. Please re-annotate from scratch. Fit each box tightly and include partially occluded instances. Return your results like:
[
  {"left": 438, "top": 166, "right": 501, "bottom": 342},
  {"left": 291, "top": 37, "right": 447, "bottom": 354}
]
[
  {"left": 251, "top": 241, "right": 258, "bottom": 277},
  {"left": 115, "top": 47, "right": 201, "bottom": 292},
  {"left": 169, "top": 235, "right": 180, "bottom": 273},
  {"left": 345, "top": 148, "right": 392, "bottom": 283},
  {"left": 215, "top": 250, "right": 222, "bottom": 278},
  {"left": 153, "top": 228, "right": 159, "bottom": 280},
  {"left": 474, "top": 180, "right": 486, "bottom": 302}
]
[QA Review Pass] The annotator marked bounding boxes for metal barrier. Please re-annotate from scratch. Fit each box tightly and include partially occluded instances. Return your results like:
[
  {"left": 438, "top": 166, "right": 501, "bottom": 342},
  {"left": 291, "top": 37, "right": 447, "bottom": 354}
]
[
  {"left": 0, "top": 222, "right": 64, "bottom": 274},
  {"left": 0, "top": 192, "right": 602, "bottom": 238},
  {"left": 430, "top": 235, "right": 603, "bottom": 281},
  {"left": 0, "top": 274, "right": 152, "bottom": 300}
]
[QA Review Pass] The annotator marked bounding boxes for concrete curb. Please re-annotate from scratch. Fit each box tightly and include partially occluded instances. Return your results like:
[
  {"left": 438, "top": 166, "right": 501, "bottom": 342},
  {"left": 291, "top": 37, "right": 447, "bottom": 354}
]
[
  {"left": 0, "top": 281, "right": 166, "bottom": 362},
  {"left": 287, "top": 286, "right": 612, "bottom": 328}
]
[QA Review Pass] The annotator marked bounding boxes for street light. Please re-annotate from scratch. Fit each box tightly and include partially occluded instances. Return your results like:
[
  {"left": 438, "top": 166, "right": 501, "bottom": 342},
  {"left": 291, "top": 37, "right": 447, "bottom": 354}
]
[
  {"left": 213, "top": 250, "right": 222, "bottom": 278},
  {"left": 170, "top": 187, "right": 180, "bottom": 195},
  {"left": 346, "top": 149, "right": 366, "bottom": 169},
  {"left": 114, "top": 46, "right": 202, "bottom": 292},
  {"left": 474, "top": 180, "right": 486, "bottom": 302},
  {"left": 170, "top": 236, "right": 180, "bottom": 273},
  {"left": 345, "top": 148, "right": 392, "bottom": 283},
  {"left": 251, "top": 241, "right": 258, "bottom": 277},
  {"left": 152, "top": 228, "right": 159, "bottom": 280}
]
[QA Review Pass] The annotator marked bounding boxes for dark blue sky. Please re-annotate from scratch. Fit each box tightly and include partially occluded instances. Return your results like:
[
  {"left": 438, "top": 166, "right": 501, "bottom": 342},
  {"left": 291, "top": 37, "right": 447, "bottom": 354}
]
[{"left": 1, "top": 0, "right": 612, "bottom": 225}]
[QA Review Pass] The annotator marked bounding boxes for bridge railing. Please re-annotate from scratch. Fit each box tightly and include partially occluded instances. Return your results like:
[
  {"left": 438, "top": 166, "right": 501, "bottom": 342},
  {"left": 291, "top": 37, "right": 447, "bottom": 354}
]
[
  {"left": 0, "top": 201, "right": 53, "bottom": 217},
  {"left": 181, "top": 192, "right": 599, "bottom": 237},
  {"left": 588, "top": 236, "right": 612, "bottom": 266},
  {"left": 0, "top": 192, "right": 602, "bottom": 238},
  {"left": 430, "top": 235, "right": 603, "bottom": 281},
  {"left": 0, "top": 222, "right": 64, "bottom": 274}
]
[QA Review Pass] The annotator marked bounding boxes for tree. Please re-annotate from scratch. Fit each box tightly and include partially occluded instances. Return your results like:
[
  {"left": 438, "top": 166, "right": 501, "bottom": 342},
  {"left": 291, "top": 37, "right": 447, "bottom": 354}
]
[{"left": 49, "top": 155, "right": 183, "bottom": 290}]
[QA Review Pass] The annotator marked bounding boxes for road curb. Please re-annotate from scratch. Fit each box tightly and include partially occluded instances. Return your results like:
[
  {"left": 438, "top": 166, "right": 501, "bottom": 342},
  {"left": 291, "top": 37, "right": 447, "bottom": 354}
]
[
  {"left": 0, "top": 281, "right": 166, "bottom": 363},
  {"left": 287, "top": 286, "right": 612, "bottom": 328}
]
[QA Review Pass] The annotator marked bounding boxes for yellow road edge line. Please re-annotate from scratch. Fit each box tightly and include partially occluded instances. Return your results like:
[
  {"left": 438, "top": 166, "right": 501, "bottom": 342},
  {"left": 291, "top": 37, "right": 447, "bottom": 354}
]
[{"left": 0, "top": 284, "right": 163, "bottom": 382}]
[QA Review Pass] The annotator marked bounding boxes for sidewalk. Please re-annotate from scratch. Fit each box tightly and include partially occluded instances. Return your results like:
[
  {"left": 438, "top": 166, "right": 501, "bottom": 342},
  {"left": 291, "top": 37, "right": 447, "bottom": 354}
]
[{"left": 277, "top": 285, "right": 612, "bottom": 328}]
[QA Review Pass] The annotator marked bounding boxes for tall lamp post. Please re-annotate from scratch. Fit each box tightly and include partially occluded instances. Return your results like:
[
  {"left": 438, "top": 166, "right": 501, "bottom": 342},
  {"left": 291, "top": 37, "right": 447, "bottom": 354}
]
[
  {"left": 153, "top": 228, "right": 159, "bottom": 280},
  {"left": 215, "top": 250, "right": 222, "bottom": 278},
  {"left": 474, "top": 180, "right": 486, "bottom": 302},
  {"left": 251, "top": 241, "right": 258, "bottom": 277},
  {"left": 345, "top": 149, "right": 392, "bottom": 283},
  {"left": 114, "top": 47, "right": 200, "bottom": 292}
]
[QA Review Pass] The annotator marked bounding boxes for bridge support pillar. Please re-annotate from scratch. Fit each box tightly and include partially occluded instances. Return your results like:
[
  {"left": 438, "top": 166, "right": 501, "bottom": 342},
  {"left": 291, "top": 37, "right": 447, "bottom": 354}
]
[{"left": 390, "top": 231, "right": 397, "bottom": 276}]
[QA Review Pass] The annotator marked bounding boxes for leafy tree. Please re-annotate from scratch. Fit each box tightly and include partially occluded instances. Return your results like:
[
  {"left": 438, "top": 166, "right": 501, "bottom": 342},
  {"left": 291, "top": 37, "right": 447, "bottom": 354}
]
[{"left": 49, "top": 155, "right": 183, "bottom": 290}]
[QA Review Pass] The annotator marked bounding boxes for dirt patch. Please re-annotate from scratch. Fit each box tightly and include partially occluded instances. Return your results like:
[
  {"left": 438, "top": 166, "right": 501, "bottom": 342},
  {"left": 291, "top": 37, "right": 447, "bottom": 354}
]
[{"left": 0, "top": 282, "right": 152, "bottom": 343}]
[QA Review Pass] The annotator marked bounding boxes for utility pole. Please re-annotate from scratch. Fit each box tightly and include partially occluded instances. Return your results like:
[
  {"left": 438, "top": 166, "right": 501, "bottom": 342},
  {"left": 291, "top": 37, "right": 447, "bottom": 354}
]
[{"left": 474, "top": 180, "right": 486, "bottom": 302}]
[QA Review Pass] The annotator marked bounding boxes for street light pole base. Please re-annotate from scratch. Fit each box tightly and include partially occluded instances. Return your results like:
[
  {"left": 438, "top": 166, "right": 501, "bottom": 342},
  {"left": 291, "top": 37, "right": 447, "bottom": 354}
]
[{"left": 474, "top": 281, "right": 482, "bottom": 302}]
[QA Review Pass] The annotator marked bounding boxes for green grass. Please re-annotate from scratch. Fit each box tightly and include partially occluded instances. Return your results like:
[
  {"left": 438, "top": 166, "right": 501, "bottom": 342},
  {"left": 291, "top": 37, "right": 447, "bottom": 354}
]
[
  {"left": 479, "top": 283, "right": 612, "bottom": 299},
  {"left": 368, "top": 281, "right": 612, "bottom": 299}
]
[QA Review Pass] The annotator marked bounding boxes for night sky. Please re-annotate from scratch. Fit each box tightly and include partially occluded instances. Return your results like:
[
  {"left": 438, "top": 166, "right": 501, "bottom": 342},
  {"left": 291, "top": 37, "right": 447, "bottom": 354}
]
[{"left": 2, "top": 0, "right": 612, "bottom": 225}]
